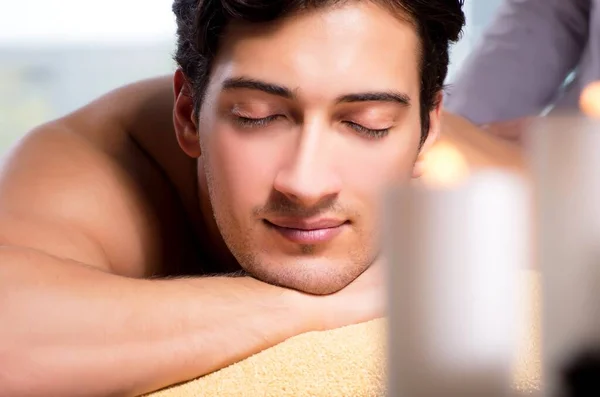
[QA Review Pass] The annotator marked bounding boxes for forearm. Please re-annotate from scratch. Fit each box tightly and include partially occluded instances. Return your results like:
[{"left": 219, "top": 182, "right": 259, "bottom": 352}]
[
  {"left": 446, "top": 0, "right": 591, "bottom": 124},
  {"left": 0, "top": 246, "right": 312, "bottom": 397}
]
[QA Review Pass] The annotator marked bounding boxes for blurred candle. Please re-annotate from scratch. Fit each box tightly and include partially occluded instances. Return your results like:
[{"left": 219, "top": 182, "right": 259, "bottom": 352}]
[
  {"left": 385, "top": 171, "right": 528, "bottom": 397},
  {"left": 528, "top": 115, "right": 600, "bottom": 397}
]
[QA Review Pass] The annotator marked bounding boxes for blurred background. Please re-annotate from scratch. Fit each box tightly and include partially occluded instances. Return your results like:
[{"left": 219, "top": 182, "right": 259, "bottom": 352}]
[{"left": 0, "top": 0, "right": 503, "bottom": 155}]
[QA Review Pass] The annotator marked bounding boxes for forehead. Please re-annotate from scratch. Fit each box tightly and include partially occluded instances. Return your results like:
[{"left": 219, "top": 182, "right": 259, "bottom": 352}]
[{"left": 210, "top": 2, "right": 421, "bottom": 100}]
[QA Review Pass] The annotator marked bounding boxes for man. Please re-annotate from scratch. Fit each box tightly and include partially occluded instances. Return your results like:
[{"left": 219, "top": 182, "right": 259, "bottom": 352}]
[
  {"left": 0, "top": 0, "right": 465, "bottom": 396},
  {"left": 445, "top": 0, "right": 594, "bottom": 143}
]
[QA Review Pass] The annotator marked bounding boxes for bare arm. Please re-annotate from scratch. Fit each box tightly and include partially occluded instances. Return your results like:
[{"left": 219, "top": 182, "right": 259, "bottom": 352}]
[
  {"left": 0, "top": 83, "right": 382, "bottom": 396},
  {"left": 0, "top": 247, "right": 311, "bottom": 397},
  {"left": 445, "top": 0, "right": 592, "bottom": 124}
]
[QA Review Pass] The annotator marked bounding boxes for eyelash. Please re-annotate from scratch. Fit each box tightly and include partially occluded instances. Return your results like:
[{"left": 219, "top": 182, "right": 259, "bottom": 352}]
[
  {"left": 233, "top": 115, "right": 280, "bottom": 128},
  {"left": 344, "top": 121, "right": 390, "bottom": 139},
  {"left": 232, "top": 115, "right": 390, "bottom": 139}
]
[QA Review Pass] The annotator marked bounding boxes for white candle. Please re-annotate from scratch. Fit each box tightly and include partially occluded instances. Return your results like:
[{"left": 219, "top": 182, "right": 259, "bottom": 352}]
[
  {"left": 528, "top": 115, "right": 600, "bottom": 397},
  {"left": 385, "top": 171, "right": 528, "bottom": 397}
]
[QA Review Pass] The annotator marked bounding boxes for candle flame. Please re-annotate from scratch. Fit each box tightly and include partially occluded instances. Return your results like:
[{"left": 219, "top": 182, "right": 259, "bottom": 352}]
[{"left": 420, "top": 141, "right": 470, "bottom": 188}]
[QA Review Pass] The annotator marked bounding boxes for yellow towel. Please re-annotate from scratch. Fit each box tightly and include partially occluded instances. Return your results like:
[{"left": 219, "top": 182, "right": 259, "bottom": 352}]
[{"left": 146, "top": 270, "right": 540, "bottom": 397}]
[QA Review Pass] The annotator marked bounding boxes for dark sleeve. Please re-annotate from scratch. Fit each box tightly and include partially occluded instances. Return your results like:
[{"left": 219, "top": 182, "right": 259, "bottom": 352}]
[{"left": 445, "top": 0, "right": 592, "bottom": 124}]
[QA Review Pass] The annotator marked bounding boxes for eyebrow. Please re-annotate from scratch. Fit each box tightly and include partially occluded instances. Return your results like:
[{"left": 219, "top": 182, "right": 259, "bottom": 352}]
[
  {"left": 223, "top": 77, "right": 294, "bottom": 99},
  {"left": 221, "top": 77, "right": 411, "bottom": 107}
]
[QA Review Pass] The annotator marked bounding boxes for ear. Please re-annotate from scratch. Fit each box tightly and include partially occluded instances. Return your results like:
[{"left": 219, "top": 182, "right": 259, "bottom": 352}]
[
  {"left": 173, "top": 68, "right": 201, "bottom": 158},
  {"left": 412, "top": 92, "right": 443, "bottom": 179}
]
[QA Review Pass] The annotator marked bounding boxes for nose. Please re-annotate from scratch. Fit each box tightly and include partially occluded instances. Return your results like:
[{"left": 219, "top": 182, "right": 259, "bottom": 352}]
[{"left": 273, "top": 123, "right": 342, "bottom": 208}]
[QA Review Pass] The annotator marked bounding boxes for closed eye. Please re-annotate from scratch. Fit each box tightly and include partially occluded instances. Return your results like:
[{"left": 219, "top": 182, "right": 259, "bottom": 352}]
[
  {"left": 344, "top": 121, "right": 390, "bottom": 139},
  {"left": 233, "top": 115, "right": 282, "bottom": 128}
]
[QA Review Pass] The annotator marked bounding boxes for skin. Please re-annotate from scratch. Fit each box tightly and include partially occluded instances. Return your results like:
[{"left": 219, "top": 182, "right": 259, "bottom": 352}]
[
  {"left": 174, "top": 3, "right": 440, "bottom": 294},
  {"left": 0, "top": 3, "right": 440, "bottom": 396},
  {"left": 480, "top": 116, "right": 535, "bottom": 145},
  {"left": 0, "top": 3, "right": 530, "bottom": 394}
]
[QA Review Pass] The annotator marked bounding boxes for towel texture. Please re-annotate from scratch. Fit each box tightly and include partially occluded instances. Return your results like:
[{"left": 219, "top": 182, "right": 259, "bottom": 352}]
[{"left": 146, "top": 270, "right": 540, "bottom": 397}]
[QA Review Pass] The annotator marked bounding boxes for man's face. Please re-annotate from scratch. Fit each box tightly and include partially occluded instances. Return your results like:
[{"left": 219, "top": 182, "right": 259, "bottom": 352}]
[{"left": 186, "top": 2, "right": 439, "bottom": 294}]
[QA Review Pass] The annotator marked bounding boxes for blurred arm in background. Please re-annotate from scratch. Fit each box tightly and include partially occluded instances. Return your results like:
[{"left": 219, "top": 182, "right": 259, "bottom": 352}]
[{"left": 445, "top": 0, "right": 592, "bottom": 142}]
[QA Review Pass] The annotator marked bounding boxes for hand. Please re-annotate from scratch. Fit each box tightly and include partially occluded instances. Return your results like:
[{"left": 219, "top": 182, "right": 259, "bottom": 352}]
[
  {"left": 308, "top": 259, "right": 388, "bottom": 331},
  {"left": 480, "top": 116, "right": 536, "bottom": 145}
]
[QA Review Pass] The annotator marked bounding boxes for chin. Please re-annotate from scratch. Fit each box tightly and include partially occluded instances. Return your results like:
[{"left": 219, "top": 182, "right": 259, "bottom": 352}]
[
  {"left": 246, "top": 258, "right": 363, "bottom": 295},
  {"left": 292, "top": 278, "right": 349, "bottom": 295}
]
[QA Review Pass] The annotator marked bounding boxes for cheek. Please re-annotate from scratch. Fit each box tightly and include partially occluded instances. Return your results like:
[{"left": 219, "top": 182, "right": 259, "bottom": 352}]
[
  {"left": 340, "top": 126, "right": 421, "bottom": 198},
  {"left": 204, "top": 125, "right": 281, "bottom": 213}
]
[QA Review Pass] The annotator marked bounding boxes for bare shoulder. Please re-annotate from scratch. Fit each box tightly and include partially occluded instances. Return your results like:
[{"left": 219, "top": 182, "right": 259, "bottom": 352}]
[
  {"left": 439, "top": 111, "right": 526, "bottom": 173},
  {"left": 0, "top": 77, "right": 192, "bottom": 277}
]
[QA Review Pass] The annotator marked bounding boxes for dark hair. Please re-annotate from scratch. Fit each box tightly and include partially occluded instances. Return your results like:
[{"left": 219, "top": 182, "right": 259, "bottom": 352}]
[{"left": 173, "top": 0, "right": 465, "bottom": 143}]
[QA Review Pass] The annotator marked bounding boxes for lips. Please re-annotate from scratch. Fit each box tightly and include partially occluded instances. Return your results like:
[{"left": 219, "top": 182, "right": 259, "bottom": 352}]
[
  {"left": 267, "top": 217, "right": 346, "bottom": 230},
  {"left": 264, "top": 218, "right": 348, "bottom": 244}
]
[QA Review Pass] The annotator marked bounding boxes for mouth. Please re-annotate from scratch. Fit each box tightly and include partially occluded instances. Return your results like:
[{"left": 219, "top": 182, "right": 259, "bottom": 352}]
[{"left": 263, "top": 218, "right": 349, "bottom": 245}]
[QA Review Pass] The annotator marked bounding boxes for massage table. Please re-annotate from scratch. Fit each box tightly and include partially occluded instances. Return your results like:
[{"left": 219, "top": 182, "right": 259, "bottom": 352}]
[{"left": 146, "top": 272, "right": 539, "bottom": 397}]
